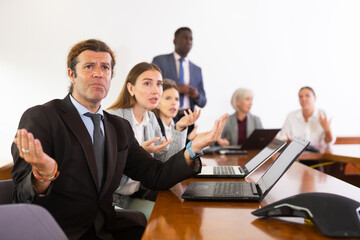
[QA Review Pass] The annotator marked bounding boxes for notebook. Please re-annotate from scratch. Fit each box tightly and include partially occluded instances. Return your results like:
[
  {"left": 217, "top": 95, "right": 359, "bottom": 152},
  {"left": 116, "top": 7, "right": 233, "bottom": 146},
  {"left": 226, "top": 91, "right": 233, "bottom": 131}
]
[
  {"left": 197, "top": 139, "right": 286, "bottom": 178},
  {"left": 181, "top": 137, "right": 310, "bottom": 202},
  {"left": 202, "top": 129, "right": 281, "bottom": 154}
]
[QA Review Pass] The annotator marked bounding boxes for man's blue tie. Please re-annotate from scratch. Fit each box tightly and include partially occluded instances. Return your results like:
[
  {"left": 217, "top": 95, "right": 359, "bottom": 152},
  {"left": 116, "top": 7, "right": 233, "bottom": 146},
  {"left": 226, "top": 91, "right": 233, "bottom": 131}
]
[
  {"left": 84, "top": 112, "right": 105, "bottom": 189},
  {"left": 179, "top": 58, "right": 185, "bottom": 107}
]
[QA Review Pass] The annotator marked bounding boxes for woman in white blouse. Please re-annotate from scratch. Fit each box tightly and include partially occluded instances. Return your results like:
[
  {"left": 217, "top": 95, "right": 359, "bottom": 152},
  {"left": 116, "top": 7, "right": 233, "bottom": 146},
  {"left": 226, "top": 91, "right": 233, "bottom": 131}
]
[{"left": 278, "top": 86, "right": 334, "bottom": 147}]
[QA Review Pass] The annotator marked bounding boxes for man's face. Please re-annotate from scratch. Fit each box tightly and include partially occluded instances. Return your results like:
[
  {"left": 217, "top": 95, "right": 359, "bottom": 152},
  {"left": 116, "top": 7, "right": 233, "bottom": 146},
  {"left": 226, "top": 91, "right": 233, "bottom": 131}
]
[
  {"left": 174, "top": 30, "right": 193, "bottom": 57},
  {"left": 68, "top": 50, "right": 112, "bottom": 108}
]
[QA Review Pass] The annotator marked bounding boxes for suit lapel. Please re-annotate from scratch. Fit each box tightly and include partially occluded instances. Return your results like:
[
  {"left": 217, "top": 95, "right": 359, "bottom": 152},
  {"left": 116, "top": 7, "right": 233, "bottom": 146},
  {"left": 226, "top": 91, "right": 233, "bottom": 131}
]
[
  {"left": 59, "top": 95, "right": 100, "bottom": 192},
  {"left": 246, "top": 114, "right": 252, "bottom": 138},
  {"left": 189, "top": 61, "right": 194, "bottom": 86},
  {"left": 230, "top": 114, "right": 239, "bottom": 145},
  {"left": 100, "top": 114, "right": 117, "bottom": 198},
  {"left": 167, "top": 53, "right": 178, "bottom": 82}
]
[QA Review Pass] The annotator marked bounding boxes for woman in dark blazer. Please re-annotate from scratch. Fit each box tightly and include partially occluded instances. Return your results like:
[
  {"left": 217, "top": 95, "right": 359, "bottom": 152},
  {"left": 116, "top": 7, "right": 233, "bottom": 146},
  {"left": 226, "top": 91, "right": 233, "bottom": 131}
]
[{"left": 154, "top": 79, "right": 200, "bottom": 142}]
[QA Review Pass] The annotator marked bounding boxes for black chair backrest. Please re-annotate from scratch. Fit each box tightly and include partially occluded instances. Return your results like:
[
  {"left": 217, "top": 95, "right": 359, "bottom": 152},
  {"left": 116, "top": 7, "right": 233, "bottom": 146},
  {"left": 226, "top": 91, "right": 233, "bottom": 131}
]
[{"left": 0, "top": 179, "right": 14, "bottom": 204}]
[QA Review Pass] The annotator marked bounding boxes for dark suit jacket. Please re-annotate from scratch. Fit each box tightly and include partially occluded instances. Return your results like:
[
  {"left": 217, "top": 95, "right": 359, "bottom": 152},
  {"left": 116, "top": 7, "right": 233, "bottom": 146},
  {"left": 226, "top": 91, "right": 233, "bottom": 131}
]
[
  {"left": 11, "top": 94, "right": 200, "bottom": 239},
  {"left": 152, "top": 53, "right": 207, "bottom": 110}
]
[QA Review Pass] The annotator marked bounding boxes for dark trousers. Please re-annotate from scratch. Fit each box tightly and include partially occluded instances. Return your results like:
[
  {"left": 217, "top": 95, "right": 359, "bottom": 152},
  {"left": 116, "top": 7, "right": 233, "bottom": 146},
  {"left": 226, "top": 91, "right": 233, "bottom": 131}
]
[{"left": 79, "top": 209, "right": 147, "bottom": 240}]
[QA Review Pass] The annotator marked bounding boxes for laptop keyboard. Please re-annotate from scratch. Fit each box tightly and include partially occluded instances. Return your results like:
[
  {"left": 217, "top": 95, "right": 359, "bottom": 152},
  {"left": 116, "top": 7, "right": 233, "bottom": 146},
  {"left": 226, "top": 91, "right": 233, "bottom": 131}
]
[
  {"left": 213, "top": 166, "right": 243, "bottom": 175},
  {"left": 213, "top": 182, "right": 255, "bottom": 197}
]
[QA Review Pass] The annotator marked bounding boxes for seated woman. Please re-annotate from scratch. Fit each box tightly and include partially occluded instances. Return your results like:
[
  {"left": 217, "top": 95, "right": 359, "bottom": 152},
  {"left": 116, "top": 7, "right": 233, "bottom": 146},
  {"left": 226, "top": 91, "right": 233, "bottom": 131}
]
[
  {"left": 153, "top": 79, "right": 200, "bottom": 142},
  {"left": 217, "top": 88, "right": 263, "bottom": 146},
  {"left": 106, "top": 62, "right": 198, "bottom": 219},
  {"left": 277, "top": 86, "right": 334, "bottom": 148}
]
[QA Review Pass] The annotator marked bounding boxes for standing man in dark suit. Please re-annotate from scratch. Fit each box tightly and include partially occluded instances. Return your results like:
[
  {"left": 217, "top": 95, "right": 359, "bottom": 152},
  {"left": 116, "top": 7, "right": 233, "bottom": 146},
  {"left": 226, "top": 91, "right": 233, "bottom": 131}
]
[
  {"left": 152, "top": 27, "right": 206, "bottom": 132},
  {"left": 11, "top": 39, "right": 227, "bottom": 240}
]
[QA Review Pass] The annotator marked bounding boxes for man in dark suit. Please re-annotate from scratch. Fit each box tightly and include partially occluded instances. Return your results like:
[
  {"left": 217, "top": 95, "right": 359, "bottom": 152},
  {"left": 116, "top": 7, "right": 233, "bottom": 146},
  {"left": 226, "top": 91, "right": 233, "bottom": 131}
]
[
  {"left": 11, "top": 39, "right": 227, "bottom": 240},
  {"left": 152, "top": 27, "right": 206, "bottom": 114}
]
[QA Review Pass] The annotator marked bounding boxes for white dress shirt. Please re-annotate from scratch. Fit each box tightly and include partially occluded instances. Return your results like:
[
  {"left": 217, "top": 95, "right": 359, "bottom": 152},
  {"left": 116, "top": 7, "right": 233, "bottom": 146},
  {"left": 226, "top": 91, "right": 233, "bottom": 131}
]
[
  {"left": 106, "top": 108, "right": 187, "bottom": 196},
  {"left": 130, "top": 109, "right": 149, "bottom": 144},
  {"left": 161, "top": 118, "right": 175, "bottom": 142},
  {"left": 117, "top": 109, "right": 150, "bottom": 195},
  {"left": 277, "top": 108, "right": 335, "bottom": 147},
  {"left": 70, "top": 94, "right": 105, "bottom": 142}
]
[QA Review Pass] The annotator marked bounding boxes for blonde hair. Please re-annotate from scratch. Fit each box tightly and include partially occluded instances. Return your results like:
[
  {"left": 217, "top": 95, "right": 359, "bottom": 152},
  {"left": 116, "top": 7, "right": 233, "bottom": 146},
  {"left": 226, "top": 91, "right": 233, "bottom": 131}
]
[{"left": 230, "top": 88, "right": 253, "bottom": 111}]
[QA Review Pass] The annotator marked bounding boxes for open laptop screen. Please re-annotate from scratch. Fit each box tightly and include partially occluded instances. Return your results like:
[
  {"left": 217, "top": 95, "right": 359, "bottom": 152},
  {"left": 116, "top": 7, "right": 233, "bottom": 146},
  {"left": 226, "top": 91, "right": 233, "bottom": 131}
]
[
  {"left": 241, "top": 129, "right": 281, "bottom": 150},
  {"left": 244, "top": 139, "right": 285, "bottom": 172},
  {"left": 257, "top": 137, "right": 310, "bottom": 195}
]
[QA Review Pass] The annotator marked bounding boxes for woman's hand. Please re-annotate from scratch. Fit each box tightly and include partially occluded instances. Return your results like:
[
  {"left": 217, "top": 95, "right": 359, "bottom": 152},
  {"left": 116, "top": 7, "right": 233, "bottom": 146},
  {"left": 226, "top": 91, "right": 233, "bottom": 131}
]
[
  {"left": 217, "top": 138, "right": 230, "bottom": 146},
  {"left": 175, "top": 108, "right": 201, "bottom": 131},
  {"left": 189, "top": 114, "right": 229, "bottom": 154},
  {"left": 318, "top": 110, "right": 333, "bottom": 143},
  {"left": 142, "top": 137, "right": 173, "bottom": 153},
  {"left": 318, "top": 110, "right": 332, "bottom": 132}
]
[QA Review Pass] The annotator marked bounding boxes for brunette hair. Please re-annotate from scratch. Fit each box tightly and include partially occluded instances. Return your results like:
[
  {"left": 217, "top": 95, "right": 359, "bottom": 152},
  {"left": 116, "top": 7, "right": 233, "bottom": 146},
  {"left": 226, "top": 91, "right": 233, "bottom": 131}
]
[
  {"left": 67, "top": 39, "right": 116, "bottom": 93},
  {"left": 162, "top": 79, "right": 178, "bottom": 92},
  {"left": 152, "top": 79, "right": 179, "bottom": 118},
  {"left": 299, "top": 86, "right": 316, "bottom": 97},
  {"left": 107, "top": 62, "right": 162, "bottom": 109}
]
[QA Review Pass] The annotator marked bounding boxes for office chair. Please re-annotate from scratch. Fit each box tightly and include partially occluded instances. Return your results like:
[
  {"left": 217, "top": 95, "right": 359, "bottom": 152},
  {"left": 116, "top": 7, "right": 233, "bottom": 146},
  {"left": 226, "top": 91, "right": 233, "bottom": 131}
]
[
  {"left": 0, "top": 203, "right": 68, "bottom": 240},
  {"left": 0, "top": 179, "right": 14, "bottom": 204}
]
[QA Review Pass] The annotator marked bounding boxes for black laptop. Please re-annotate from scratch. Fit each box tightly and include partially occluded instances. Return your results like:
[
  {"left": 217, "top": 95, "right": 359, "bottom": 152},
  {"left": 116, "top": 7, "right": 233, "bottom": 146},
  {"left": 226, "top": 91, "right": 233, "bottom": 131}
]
[
  {"left": 196, "top": 139, "right": 286, "bottom": 178},
  {"left": 240, "top": 128, "right": 281, "bottom": 150},
  {"left": 203, "top": 129, "right": 281, "bottom": 154},
  {"left": 181, "top": 137, "right": 310, "bottom": 202}
]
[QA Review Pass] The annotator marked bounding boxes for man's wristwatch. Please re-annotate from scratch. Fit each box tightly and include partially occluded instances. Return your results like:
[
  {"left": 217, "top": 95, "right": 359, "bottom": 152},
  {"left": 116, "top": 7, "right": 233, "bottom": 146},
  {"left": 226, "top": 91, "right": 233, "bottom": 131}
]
[{"left": 186, "top": 141, "right": 204, "bottom": 159}]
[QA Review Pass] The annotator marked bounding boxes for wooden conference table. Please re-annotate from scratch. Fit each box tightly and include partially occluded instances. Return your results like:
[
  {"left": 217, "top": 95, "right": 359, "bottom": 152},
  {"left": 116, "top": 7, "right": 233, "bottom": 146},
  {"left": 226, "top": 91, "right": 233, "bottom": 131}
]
[
  {"left": 142, "top": 151, "right": 360, "bottom": 240},
  {"left": 299, "top": 144, "right": 360, "bottom": 164}
]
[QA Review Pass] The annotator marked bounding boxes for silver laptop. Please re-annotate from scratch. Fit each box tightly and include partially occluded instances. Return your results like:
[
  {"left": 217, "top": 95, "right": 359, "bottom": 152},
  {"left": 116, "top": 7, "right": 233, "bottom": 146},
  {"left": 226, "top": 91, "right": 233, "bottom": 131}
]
[
  {"left": 182, "top": 137, "right": 310, "bottom": 202},
  {"left": 197, "top": 139, "right": 286, "bottom": 178}
]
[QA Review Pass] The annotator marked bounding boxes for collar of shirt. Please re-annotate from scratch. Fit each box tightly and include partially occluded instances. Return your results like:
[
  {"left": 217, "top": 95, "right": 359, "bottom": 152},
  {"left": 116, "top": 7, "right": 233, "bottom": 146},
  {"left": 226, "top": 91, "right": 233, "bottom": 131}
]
[
  {"left": 70, "top": 94, "right": 104, "bottom": 117},
  {"left": 130, "top": 109, "right": 150, "bottom": 144},
  {"left": 161, "top": 118, "right": 174, "bottom": 140},
  {"left": 173, "top": 51, "right": 189, "bottom": 63},
  {"left": 295, "top": 108, "right": 319, "bottom": 122},
  {"left": 237, "top": 115, "right": 247, "bottom": 123},
  {"left": 69, "top": 94, "right": 105, "bottom": 142},
  {"left": 131, "top": 109, "right": 149, "bottom": 127}
]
